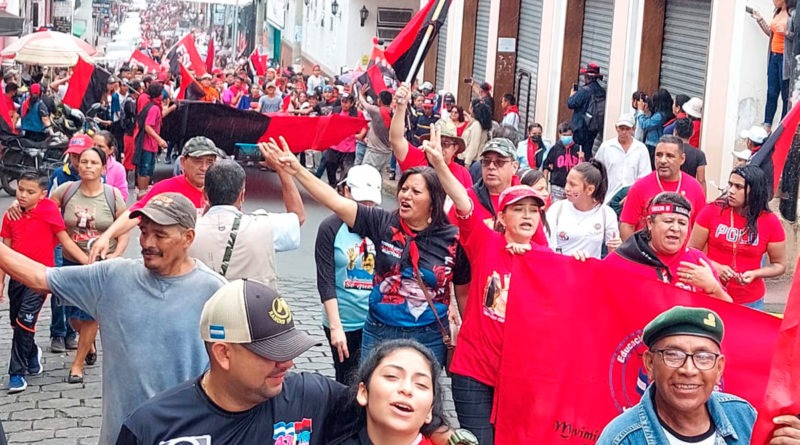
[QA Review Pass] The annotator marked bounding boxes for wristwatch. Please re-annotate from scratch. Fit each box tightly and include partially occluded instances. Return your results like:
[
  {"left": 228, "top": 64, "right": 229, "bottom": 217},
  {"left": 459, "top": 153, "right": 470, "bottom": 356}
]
[{"left": 448, "top": 428, "right": 479, "bottom": 445}]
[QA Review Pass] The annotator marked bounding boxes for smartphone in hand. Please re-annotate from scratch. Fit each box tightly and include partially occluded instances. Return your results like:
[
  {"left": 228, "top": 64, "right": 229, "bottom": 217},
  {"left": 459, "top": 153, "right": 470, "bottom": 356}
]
[
  {"left": 745, "top": 5, "right": 754, "bottom": 14},
  {"left": 572, "top": 83, "right": 578, "bottom": 92}
]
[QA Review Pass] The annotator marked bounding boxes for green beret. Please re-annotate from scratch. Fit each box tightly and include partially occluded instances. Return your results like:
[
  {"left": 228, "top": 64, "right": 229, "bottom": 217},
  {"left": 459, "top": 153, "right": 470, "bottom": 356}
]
[{"left": 642, "top": 306, "right": 724, "bottom": 348}]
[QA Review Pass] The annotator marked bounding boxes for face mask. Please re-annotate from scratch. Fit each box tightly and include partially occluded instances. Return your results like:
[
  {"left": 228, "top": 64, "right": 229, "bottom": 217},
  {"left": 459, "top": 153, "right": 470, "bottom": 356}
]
[
  {"left": 531, "top": 135, "right": 543, "bottom": 144},
  {"left": 560, "top": 136, "right": 573, "bottom": 146}
]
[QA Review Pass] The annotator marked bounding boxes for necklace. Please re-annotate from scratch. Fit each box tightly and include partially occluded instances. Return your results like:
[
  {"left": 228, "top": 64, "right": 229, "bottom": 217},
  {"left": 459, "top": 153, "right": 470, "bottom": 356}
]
[
  {"left": 729, "top": 208, "right": 748, "bottom": 272},
  {"left": 655, "top": 173, "right": 682, "bottom": 194}
]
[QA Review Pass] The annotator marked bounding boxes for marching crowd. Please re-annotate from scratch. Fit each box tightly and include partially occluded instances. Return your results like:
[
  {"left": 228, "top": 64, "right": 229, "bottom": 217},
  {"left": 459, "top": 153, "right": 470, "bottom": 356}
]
[{"left": 1, "top": 0, "right": 800, "bottom": 443}]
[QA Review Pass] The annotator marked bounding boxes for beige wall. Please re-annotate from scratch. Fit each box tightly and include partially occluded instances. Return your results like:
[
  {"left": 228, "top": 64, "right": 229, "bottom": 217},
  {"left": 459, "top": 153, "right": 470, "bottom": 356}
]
[
  {"left": 534, "top": 0, "right": 569, "bottom": 140},
  {"left": 603, "top": 0, "right": 645, "bottom": 139}
]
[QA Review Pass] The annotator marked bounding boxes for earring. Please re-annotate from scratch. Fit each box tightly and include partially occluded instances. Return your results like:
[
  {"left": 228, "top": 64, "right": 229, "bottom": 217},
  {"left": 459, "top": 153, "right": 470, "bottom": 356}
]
[{"left": 427, "top": 216, "right": 432, "bottom": 224}]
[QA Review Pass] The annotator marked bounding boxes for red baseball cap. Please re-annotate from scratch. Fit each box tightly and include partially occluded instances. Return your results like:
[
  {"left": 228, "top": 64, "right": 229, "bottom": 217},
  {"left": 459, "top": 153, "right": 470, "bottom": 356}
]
[
  {"left": 497, "top": 185, "right": 545, "bottom": 212},
  {"left": 30, "top": 83, "right": 41, "bottom": 95},
  {"left": 66, "top": 134, "right": 94, "bottom": 155}
]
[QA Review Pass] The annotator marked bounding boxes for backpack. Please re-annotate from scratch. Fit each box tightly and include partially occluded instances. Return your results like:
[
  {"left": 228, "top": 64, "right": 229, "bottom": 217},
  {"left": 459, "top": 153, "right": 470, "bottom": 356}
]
[
  {"left": 60, "top": 181, "right": 117, "bottom": 219},
  {"left": 584, "top": 92, "right": 606, "bottom": 133},
  {"left": 122, "top": 97, "right": 137, "bottom": 135}
]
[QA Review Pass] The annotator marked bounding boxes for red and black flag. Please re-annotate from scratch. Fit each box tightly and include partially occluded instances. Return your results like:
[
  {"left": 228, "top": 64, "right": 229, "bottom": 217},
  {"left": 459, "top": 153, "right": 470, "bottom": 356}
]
[
  {"left": 356, "top": 39, "right": 396, "bottom": 101},
  {"left": 177, "top": 64, "right": 204, "bottom": 101},
  {"left": 62, "top": 56, "right": 111, "bottom": 113},
  {"left": 205, "top": 38, "right": 215, "bottom": 73},
  {"left": 751, "top": 104, "right": 800, "bottom": 220},
  {"left": 166, "top": 33, "right": 206, "bottom": 77},
  {"left": 248, "top": 48, "right": 267, "bottom": 78},
  {"left": 162, "top": 102, "right": 367, "bottom": 154},
  {"left": 384, "top": 0, "right": 451, "bottom": 83},
  {"left": 129, "top": 49, "right": 160, "bottom": 74}
]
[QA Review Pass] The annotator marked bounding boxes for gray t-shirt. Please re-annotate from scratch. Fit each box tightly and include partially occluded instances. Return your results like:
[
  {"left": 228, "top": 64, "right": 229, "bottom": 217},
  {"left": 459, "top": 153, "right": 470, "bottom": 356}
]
[
  {"left": 46, "top": 258, "right": 227, "bottom": 445},
  {"left": 258, "top": 94, "right": 283, "bottom": 114}
]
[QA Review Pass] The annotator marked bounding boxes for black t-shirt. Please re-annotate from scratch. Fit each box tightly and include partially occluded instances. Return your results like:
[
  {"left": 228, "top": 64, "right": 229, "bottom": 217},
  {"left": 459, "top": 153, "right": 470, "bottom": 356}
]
[
  {"left": 679, "top": 142, "right": 707, "bottom": 178},
  {"left": 116, "top": 373, "right": 348, "bottom": 445},
  {"left": 543, "top": 141, "right": 581, "bottom": 188}
]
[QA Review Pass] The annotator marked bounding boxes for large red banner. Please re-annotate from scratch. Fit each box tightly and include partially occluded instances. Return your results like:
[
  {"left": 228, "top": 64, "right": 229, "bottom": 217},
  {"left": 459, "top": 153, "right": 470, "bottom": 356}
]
[{"left": 495, "top": 252, "right": 781, "bottom": 443}]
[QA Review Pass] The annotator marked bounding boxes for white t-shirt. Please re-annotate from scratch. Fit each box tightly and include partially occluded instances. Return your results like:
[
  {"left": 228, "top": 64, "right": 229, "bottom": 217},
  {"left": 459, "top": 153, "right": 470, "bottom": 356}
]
[
  {"left": 594, "top": 137, "right": 651, "bottom": 203},
  {"left": 546, "top": 200, "right": 619, "bottom": 259}
]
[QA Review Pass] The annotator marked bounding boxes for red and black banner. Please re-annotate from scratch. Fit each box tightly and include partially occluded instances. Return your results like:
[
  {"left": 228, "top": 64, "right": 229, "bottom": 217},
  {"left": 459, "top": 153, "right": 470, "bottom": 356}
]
[
  {"left": 384, "top": 0, "right": 451, "bottom": 83},
  {"left": 166, "top": 33, "right": 206, "bottom": 77},
  {"left": 129, "top": 49, "right": 161, "bottom": 74},
  {"left": 62, "top": 57, "right": 111, "bottom": 113},
  {"left": 162, "top": 102, "right": 367, "bottom": 155},
  {"left": 356, "top": 41, "right": 395, "bottom": 101}
]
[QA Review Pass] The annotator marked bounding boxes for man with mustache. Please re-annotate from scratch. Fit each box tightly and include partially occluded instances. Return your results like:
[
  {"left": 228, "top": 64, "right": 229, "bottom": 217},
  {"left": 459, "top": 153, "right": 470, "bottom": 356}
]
[{"left": 0, "top": 192, "right": 226, "bottom": 445}]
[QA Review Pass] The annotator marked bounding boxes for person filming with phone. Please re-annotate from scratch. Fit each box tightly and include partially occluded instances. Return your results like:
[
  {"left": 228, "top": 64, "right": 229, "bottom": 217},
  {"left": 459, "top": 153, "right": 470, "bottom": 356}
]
[{"left": 567, "top": 62, "right": 606, "bottom": 161}]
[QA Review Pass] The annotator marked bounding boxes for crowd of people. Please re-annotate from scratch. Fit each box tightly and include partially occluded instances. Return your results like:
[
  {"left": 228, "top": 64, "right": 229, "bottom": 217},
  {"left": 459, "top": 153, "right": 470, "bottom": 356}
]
[{"left": 0, "top": 0, "right": 799, "bottom": 443}]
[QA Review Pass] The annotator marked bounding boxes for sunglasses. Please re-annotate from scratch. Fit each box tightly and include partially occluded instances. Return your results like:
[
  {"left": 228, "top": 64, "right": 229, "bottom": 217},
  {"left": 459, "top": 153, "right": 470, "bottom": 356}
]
[{"left": 480, "top": 158, "right": 512, "bottom": 168}]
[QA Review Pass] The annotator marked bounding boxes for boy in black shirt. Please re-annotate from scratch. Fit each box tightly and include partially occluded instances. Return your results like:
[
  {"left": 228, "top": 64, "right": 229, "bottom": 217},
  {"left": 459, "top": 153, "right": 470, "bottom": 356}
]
[{"left": 543, "top": 122, "right": 583, "bottom": 201}]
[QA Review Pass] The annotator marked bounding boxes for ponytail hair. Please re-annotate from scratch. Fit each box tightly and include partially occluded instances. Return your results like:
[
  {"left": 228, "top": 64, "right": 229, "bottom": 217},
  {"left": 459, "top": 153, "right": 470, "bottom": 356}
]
[{"left": 573, "top": 159, "right": 608, "bottom": 203}]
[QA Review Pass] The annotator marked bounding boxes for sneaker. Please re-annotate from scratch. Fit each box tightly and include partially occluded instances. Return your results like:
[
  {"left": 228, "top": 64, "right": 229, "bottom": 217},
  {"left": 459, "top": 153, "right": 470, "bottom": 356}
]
[
  {"left": 65, "top": 336, "right": 78, "bottom": 350},
  {"left": 27, "top": 346, "right": 42, "bottom": 376},
  {"left": 50, "top": 337, "right": 65, "bottom": 353},
  {"left": 8, "top": 374, "right": 26, "bottom": 393}
]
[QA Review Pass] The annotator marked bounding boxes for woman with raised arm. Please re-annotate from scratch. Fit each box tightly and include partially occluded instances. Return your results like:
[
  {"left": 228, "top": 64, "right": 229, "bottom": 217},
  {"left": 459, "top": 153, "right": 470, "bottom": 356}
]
[{"left": 260, "top": 138, "right": 459, "bottom": 368}]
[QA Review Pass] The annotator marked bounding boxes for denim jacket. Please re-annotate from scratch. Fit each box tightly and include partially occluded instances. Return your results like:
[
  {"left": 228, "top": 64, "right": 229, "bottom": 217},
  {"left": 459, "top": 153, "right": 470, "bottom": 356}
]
[
  {"left": 597, "top": 385, "right": 756, "bottom": 445},
  {"left": 635, "top": 111, "right": 665, "bottom": 147}
]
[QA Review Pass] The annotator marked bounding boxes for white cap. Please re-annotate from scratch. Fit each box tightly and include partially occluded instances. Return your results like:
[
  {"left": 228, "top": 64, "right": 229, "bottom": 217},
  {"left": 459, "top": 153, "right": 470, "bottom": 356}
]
[
  {"left": 682, "top": 97, "right": 704, "bottom": 119},
  {"left": 340, "top": 165, "right": 382, "bottom": 205},
  {"left": 732, "top": 149, "right": 752, "bottom": 161},
  {"left": 616, "top": 113, "right": 635, "bottom": 128},
  {"left": 421, "top": 81, "right": 433, "bottom": 91},
  {"left": 739, "top": 125, "right": 769, "bottom": 145}
]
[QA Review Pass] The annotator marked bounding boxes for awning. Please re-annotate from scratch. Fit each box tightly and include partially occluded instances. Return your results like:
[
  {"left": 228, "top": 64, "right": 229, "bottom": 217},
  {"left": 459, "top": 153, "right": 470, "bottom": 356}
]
[{"left": 0, "top": 11, "right": 23, "bottom": 37}]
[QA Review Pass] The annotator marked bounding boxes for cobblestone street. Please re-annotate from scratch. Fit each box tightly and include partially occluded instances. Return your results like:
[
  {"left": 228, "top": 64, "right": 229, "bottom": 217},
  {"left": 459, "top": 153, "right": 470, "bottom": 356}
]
[{"left": 0, "top": 274, "right": 457, "bottom": 444}]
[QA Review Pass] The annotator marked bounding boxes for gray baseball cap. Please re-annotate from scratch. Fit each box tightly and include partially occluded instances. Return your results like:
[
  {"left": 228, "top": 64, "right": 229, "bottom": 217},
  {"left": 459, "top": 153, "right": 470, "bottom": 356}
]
[
  {"left": 181, "top": 136, "right": 222, "bottom": 158},
  {"left": 129, "top": 193, "right": 196, "bottom": 229}
]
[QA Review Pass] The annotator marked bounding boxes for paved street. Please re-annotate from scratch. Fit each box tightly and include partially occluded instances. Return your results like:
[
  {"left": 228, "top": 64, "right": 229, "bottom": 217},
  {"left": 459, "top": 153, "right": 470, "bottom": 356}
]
[{"left": 0, "top": 164, "right": 456, "bottom": 444}]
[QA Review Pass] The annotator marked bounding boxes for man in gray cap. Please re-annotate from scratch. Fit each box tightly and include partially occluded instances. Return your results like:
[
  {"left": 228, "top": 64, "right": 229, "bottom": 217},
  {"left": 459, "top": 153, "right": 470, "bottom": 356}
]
[
  {"left": 0, "top": 192, "right": 226, "bottom": 445},
  {"left": 598, "top": 306, "right": 800, "bottom": 444},
  {"left": 90, "top": 136, "right": 221, "bottom": 260}
]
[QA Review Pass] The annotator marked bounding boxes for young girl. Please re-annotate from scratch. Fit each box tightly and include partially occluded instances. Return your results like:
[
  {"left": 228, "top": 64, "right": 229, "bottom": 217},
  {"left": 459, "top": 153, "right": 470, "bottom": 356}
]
[
  {"left": 546, "top": 160, "right": 619, "bottom": 259},
  {"left": 339, "top": 339, "right": 451, "bottom": 445},
  {"left": 423, "top": 126, "right": 549, "bottom": 444},
  {"left": 543, "top": 122, "right": 582, "bottom": 201}
]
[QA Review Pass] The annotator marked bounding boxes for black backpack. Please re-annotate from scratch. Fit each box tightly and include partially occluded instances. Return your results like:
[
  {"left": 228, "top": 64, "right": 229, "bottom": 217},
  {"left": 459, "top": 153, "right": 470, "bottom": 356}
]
[{"left": 584, "top": 92, "right": 606, "bottom": 133}]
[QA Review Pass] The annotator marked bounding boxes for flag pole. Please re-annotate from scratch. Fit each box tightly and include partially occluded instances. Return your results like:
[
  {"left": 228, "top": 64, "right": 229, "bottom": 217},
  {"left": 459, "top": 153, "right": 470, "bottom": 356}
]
[{"left": 403, "top": 0, "right": 448, "bottom": 85}]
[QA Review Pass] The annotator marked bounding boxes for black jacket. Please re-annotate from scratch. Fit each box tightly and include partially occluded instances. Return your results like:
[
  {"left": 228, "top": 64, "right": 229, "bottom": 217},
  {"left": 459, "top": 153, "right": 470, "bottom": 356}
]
[
  {"left": 614, "top": 231, "right": 674, "bottom": 282},
  {"left": 567, "top": 80, "right": 605, "bottom": 132}
]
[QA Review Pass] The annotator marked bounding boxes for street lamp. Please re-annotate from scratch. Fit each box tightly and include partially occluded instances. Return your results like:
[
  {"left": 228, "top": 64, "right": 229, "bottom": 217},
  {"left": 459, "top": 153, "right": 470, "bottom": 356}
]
[
  {"left": 360, "top": 5, "right": 368, "bottom": 27},
  {"left": 331, "top": 0, "right": 338, "bottom": 16}
]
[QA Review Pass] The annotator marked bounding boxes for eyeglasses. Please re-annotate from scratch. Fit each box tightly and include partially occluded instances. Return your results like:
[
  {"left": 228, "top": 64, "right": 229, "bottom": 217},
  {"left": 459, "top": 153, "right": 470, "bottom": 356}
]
[
  {"left": 654, "top": 348, "right": 720, "bottom": 371},
  {"left": 480, "top": 158, "right": 511, "bottom": 168},
  {"left": 441, "top": 140, "right": 457, "bottom": 149}
]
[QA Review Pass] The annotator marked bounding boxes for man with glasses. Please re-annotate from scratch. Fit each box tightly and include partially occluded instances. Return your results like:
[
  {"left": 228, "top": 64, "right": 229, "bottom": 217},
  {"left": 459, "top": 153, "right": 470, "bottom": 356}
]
[{"left": 598, "top": 306, "right": 800, "bottom": 444}]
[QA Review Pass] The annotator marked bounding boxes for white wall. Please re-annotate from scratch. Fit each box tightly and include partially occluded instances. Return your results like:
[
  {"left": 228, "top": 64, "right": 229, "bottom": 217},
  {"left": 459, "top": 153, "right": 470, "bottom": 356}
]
[
  {"left": 736, "top": 0, "right": 775, "bottom": 141},
  {"left": 298, "top": 0, "right": 419, "bottom": 76}
]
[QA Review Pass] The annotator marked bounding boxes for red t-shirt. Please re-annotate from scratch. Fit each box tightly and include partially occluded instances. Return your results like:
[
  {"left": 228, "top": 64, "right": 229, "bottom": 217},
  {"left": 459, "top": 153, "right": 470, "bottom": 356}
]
[
  {"left": 604, "top": 246, "right": 719, "bottom": 296},
  {"left": 447, "top": 186, "right": 548, "bottom": 246},
  {"left": 129, "top": 175, "right": 205, "bottom": 214},
  {"left": 398, "top": 145, "right": 473, "bottom": 189},
  {"left": 620, "top": 172, "right": 706, "bottom": 232},
  {"left": 449, "top": 200, "right": 550, "bottom": 387},
  {"left": 695, "top": 204, "right": 785, "bottom": 303},
  {"left": 0, "top": 198, "right": 65, "bottom": 267}
]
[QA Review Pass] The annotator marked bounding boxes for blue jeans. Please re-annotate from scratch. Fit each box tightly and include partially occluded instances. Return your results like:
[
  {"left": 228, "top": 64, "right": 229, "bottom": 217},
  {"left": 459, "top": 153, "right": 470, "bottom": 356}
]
[
  {"left": 765, "top": 52, "right": 790, "bottom": 126},
  {"left": 451, "top": 373, "right": 495, "bottom": 444},
  {"left": 743, "top": 298, "right": 765, "bottom": 311},
  {"left": 49, "top": 245, "right": 76, "bottom": 340},
  {"left": 361, "top": 312, "right": 448, "bottom": 367},
  {"left": 355, "top": 141, "right": 367, "bottom": 165},
  {"left": 389, "top": 153, "right": 397, "bottom": 173}
]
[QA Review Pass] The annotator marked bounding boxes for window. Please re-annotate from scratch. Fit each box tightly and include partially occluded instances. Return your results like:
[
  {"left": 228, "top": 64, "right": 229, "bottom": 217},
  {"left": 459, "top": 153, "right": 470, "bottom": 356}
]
[{"left": 376, "top": 7, "right": 413, "bottom": 43}]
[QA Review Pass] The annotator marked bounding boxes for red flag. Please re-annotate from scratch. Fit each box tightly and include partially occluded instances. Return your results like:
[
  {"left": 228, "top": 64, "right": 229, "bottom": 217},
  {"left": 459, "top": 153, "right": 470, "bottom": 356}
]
[
  {"left": 357, "top": 39, "right": 394, "bottom": 100},
  {"left": 129, "top": 49, "right": 161, "bottom": 74},
  {"left": 0, "top": 90, "right": 15, "bottom": 134},
  {"left": 494, "top": 253, "right": 781, "bottom": 443},
  {"left": 167, "top": 33, "right": 206, "bottom": 76},
  {"left": 205, "top": 39, "right": 215, "bottom": 73},
  {"left": 249, "top": 48, "right": 266, "bottom": 77},
  {"left": 177, "top": 64, "right": 203, "bottom": 101},
  {"left": 384, "top": 0, "right": 451, "bottom": 82},
  {"left": 751, "top": 258, "right": 800, "bottom": 443},
  {"left": 258, "top": 113, "right": 369, "bottom": 151},
  {"left": 63, "top": 57, "right": 111, "bottom": 112}
]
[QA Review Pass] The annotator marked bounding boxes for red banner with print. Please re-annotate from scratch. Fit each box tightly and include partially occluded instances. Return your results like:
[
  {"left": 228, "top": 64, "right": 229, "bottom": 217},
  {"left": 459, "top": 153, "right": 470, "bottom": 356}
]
[{"left": 494, "top": 252, "right": 781, "bottom": 443}]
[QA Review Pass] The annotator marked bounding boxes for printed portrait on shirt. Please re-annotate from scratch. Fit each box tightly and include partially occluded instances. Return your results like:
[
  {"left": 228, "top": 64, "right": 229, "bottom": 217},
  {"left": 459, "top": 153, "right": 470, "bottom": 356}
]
[
  {"left": 483, "top": 271, "right": 511, "bottom": 322},
  {"left": 344, "top": 238, "right": 376, "bottom": 290}
]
